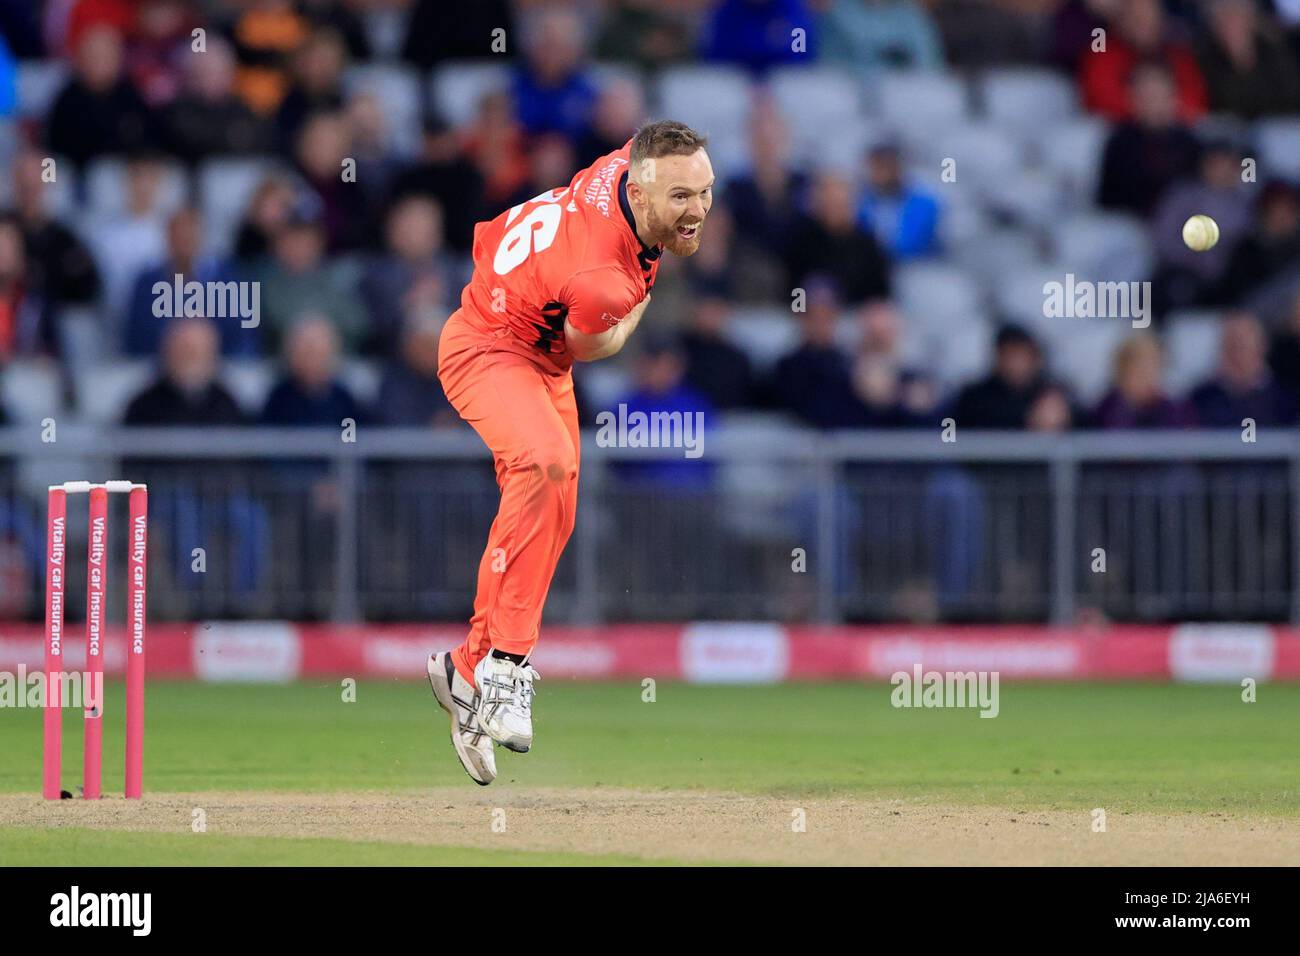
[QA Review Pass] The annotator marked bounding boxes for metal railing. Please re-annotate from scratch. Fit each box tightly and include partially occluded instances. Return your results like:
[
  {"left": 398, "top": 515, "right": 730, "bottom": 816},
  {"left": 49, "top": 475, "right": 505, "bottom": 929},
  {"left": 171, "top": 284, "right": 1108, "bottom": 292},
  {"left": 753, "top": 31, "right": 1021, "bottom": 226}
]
[{"left": 0, "top": 425, "right": 1296, "bottom": 624}]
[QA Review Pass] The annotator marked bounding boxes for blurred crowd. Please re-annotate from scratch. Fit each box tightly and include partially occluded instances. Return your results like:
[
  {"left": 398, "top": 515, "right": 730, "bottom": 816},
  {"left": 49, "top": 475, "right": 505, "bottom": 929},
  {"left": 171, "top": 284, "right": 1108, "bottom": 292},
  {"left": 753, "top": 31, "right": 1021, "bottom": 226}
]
[{"left": 0, "top": 0, "right": 1299, "bottom": 438}]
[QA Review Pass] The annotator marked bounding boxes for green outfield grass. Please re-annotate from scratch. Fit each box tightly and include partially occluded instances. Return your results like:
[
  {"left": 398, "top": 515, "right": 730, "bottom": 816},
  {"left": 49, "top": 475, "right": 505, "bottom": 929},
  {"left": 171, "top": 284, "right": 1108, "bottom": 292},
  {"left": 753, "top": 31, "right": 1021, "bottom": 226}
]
[{"left": 2, "top": 679, "right": 1298, "bottom": 810}]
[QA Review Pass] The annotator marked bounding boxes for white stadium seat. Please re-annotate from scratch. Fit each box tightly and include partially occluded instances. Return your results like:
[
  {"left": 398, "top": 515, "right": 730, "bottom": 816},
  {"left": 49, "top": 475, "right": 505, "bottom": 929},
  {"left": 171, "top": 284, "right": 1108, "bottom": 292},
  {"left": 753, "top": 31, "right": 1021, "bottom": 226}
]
[
  {"left": 76, "top": 361, "right": 154, "bottom": 424},
  {"left": 16, "top": 60, "right": 68, "bottom": 119},
  {"left": 221, "top": 359, "right": 276, "bottom": 415},
  {"left": 876, "top": 71, "right": 968, "bottom": 148},
  {"left": 1038, "top": 117, "right": 1108, "bottom": 203},
  {"left": 1164, "top": 311, "right": 1224, "bottom": 395},
  {"left": 1255, "top": 117, "right": 1300, "bottom": 180},
  {"left": 0, "top": 359, "right": 64, "bottom": 422},
  {"left": 981, "top": 68, "right": 1078, "bottom": 133},
  {"left": 344, "top": 64, "right": 424, "bottom": 158},
  {"left": 724, "top": 308, "right": 801, "bottom": 372},
  {"left": 1046, "top": 318, "right": 1128, "bottom": 406},
  {"left": 198, "top": 158, "right": 279, "bottom": 255},
  {"left": 85, "top": 157, "right": 187, "bottom": 220},
  {"left": 895, "top": 262, "right": 986, "bottom": 334},
  {"left": 1051, "top": 212, "right": 1153, "bottom": 282},
  {"left": 768, "top": 66, "right": 867, "bottom": 168},
  {"left": 657, "top": 65, "right": 752, "bottom": 179},
  {"left": 430, "top": 61, "right": 510, "bottom": 128}
]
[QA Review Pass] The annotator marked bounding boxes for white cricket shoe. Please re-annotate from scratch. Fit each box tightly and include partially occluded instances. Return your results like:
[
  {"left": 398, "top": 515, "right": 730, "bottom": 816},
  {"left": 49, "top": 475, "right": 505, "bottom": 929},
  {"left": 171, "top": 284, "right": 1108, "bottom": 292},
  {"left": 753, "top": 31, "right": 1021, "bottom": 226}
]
[
  {"left": 474, "top": 654, "right": 540, "bottom": 753},
  {"left": 427, "top": 651, "right": 496, "bottom": 786}
]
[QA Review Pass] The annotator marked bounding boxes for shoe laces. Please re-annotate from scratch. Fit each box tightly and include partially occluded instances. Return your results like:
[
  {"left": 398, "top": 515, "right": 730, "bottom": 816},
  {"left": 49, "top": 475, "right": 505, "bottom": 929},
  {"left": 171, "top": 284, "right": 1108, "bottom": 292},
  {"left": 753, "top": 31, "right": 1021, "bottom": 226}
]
[{"left": 487, "top": 660, "right": 540, "bottom": 715}]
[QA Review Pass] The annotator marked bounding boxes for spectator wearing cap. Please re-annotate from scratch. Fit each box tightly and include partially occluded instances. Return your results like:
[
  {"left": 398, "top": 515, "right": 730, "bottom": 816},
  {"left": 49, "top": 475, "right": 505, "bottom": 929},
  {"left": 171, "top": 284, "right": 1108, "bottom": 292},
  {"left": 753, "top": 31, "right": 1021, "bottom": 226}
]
[
  {"left": 387, "top": 116, "right": 487, "bottom": 255},
  {"left": 46, "top": 24, "right": 157, "bottom": 170},
  {"left": 1220, "top": 181, "right": 1300, "bottom": 303},
  {"left": 1151, "top": 139, "right": 1252, "bottom": 315},
  {"left": 1193, "top": 311, "right": 1299, "bottom": 427},
  {"left": 949, "top": 325, "right": 1073, "bottom": 431},
  {"left": 699, "top": 0, "right": 816, "bottom": 73},
  {"left": 1097, "top": 62, "right": 1201, "bottom": 218},
  {"left": 511, "top": 7, "right": 599, "bottom": 141},
  {"left": 678, "top": 293, "right": 756, "bottom": 411},
  {"left": 254, "top": 196, "right": 366, "bottom": 354},
  {"left": 1091, "top": 333, "right": 1195, "bottom": 428},
  {"left": 374, "top": 315, "right": 459, "bottom": 428},
  {"left": 856, "top": 140, "right": 941, "bottom": 261},
  {"left": 785, "top": 170, "right": 891, "bottom": 306},
  {"left": 818, "top": 0, "right": 943, "bottom": 81},
  {"left": 124, "top": 206, "right": 257, "bottom": 358},
  {"left": 769, "top": 278, "right": 863, "bottom": 429},
  {"left": 1196, "top": 0, "right": 1300, "bottom": 119},
  {"left": 358, "top": 195, "right": 460, "bottom": 359},
  {"left": 1079, "top": 0, "right": 1208, "bottom": 123},
  {"left": 164, "top": 33, "right": 271, "bottom": 164}
]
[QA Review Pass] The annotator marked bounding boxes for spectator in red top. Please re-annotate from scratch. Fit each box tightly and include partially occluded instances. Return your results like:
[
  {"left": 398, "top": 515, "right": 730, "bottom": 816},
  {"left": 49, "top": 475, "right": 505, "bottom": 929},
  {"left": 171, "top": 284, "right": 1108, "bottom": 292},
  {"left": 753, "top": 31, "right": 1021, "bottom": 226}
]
[{"left": 1079, "top": 0, "right": 1208, "bottom": 122}]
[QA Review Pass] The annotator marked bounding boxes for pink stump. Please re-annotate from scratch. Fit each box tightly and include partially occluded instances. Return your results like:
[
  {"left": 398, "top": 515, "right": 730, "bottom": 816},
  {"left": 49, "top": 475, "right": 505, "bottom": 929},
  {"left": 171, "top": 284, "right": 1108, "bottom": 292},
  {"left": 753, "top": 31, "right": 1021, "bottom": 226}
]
[
  {"left": 125, "top": 486, "right": 147, "bottom": 799},
  {"left": 83, "top": 486, "right": 107, "bottom": 800},
  {"left": 43, "top": 488, "right": 66, "bottom": 800}
]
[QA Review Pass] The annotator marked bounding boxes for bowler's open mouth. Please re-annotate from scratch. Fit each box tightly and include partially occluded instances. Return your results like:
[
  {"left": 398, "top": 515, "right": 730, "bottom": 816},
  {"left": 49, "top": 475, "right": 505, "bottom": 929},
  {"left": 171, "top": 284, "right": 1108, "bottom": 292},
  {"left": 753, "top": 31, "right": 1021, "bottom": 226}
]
[{"left": 676, "top": 221, "right": 700, "bottom": 240}]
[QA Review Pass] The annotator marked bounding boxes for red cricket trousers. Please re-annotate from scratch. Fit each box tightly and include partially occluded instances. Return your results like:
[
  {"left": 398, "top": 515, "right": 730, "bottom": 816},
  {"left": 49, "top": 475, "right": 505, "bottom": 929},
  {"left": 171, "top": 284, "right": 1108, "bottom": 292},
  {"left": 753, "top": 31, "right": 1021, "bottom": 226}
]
[{"left": 437, "top": 310, "right": 580, "bottom": 685}]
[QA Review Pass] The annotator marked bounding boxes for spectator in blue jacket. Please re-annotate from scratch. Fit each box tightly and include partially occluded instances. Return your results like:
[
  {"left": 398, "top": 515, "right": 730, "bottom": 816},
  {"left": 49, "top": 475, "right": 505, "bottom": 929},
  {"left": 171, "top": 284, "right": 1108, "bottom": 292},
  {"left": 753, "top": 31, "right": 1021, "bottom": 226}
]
[
  {"left": 699, "top": 0, "right": 816, "bottom": 73},
  {"left": 857, "top": 140, "right": 941, "bottom": 261},
  {"left": 511, "top": 6, "right": 598, "bottom": 141}
]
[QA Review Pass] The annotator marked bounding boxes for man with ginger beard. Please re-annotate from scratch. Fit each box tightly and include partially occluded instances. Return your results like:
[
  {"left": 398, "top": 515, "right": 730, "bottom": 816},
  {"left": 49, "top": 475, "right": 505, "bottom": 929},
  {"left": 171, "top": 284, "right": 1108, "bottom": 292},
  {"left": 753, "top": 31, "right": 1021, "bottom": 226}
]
[{"left": 426, "top": 121, "right": 715, "bottom": 784}]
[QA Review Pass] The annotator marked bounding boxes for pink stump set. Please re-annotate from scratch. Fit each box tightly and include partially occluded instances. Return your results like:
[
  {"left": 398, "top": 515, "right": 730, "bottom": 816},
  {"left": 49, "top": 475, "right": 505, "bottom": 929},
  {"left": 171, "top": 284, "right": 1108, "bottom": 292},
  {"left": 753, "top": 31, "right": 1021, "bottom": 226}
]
[{"left": 43, "top": 481, "right": 148, "bottom": 800}]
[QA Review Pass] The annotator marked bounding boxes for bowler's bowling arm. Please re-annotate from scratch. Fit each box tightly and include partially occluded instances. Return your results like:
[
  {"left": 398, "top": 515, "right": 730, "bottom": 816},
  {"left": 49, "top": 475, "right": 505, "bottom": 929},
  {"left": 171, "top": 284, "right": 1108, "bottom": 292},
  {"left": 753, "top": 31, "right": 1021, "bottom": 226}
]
[{"left": 566, "top": 295, "right": 651, "bottom": 362}]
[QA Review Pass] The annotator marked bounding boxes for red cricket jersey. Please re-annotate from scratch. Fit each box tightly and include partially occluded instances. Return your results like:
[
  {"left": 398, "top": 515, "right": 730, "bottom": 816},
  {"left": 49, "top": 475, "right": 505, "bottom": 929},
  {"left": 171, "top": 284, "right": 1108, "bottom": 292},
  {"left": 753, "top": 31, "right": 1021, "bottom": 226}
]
[{"left": 455, "top": 140, "right": 663, "bottom": 373}]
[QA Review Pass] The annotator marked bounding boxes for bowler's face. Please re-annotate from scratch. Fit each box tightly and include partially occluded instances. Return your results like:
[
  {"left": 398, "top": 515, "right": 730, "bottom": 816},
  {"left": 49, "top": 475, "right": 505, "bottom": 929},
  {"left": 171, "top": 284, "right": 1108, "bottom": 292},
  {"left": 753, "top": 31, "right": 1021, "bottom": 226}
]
[{"left": 638, "top": 150, "right": 715, "bottom": 257}]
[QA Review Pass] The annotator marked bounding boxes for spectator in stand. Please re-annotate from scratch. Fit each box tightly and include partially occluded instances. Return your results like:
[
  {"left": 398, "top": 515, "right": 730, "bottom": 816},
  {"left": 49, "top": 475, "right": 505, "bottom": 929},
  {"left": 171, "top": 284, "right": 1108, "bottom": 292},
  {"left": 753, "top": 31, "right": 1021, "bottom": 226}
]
[
  {"left": 510, "top": 133, "right": 580, "bottom": 209},
  {"left": 594, "top": 0, "right": 694, "bottom": 70},
  {"left": 851, "top": 299, "right": 938, "bottom": 427},
  {"left": 128, "top": 0, "right": 197, "bottom": 108},
  {"left": 374, "top": 315, "right": 459, "bottom": 428},
  {"left": 233, "top": 174, "right": 299, "bottom": 265},
  {"left": 254, "top": 195, "right": 365, "bottom": 353},
  {"left": 261, "top": 313, "right": 363, "bottom": 426},
  {"left": 124, "top": 205, "right": 258, "bottom": 358},
  {"left": 293, "top": 110, "right": 369, "bottom": 251},
  {"left": 818, "top": 0, "right": 943, "bottom": 80},
  {"left": 1048, "top": 0, "right": 1120, "bottom": 74},
  {"left": 1220, "top": 180, "right": 1300, "bottom": 304},
  {"left": 1091, "top": 333, "right": 1195, "bottom": 428},
  {"left": 511, "top": 7, "right": 598, "bottom": 141},
  {"left": 387, "top": 115, "right": 487, "bottom": 255},
  {"left": 123, "top": 317, "right": 247, "bottom": 426},
  {"left": 1196, "top": 0, "right": 1300, "bottom": 119},
  {"left": 949, "top": 324, "right": 1073, "bottom": 431},
  {"left": 1097, "top": 62, "right": 1201, "bottom": 218},
  {"left": 1151, "top": 139, "right": 1252, "bottom": 315},
  {"left": 0, "top": 32, "right": 16, "bottom": 116},
  {"left": 0, "top": 214, "right": 54, "bottom": 360},
  {"left": 785, "top": 169, "right": 891, "bottom": 306},
  {"left": 1079, "top": 0, "right": 1208, "bottom": 122},
  {"left": 275, "top": 25, "right": 348, "bottom": 155},
  {"left": 726, "top": 100, "right": 808, "bottom": 297},
  {"left": 164, "top": 34, "right": 270, "bottom": 164},
  {"left": 769, "top": 277, "right": 863, "bottom": 428},
  {"left": 402, "top": 0, "right": 515, "bottom": 68},
  {"left": 856, "top": 139, "right": 941, "bottom": 261},
  {"left": 46, "top": 24, "right": 156, "bottom": 169},
  {"left": 576, "top": 78, "right": 645, "bottom": 167},
  {"left": 57, "top": 0, "right": 134, "bottom": 57},
  {"left": 700, "top": 0, "right": 815, "bottom": 73},
  {"left": 678, "top": 292, "right": 756, "bottom": 410},
  {"left": 358, "top": 195, "right": 459, "bottom": 359},
  {"left": 9, "top": 149, "right": 101, "bottom": 308},
  {"left": 344, "top": 91, "right": 404, "bottom": 206},
  {"left": 460, "top": 90, "right": 531, "bottom": 211},
  {"left": 83, "top": 154, "right": 172, "bottom": 322},
  {"left": 299, "top": 0, "right": 371, "bottom": 61},
  {"left": 223, "top": 0, "right": 309, "bottom": 117},
  {"left": 1192, "top": 311, "right": 1298, "bottom": 427}
]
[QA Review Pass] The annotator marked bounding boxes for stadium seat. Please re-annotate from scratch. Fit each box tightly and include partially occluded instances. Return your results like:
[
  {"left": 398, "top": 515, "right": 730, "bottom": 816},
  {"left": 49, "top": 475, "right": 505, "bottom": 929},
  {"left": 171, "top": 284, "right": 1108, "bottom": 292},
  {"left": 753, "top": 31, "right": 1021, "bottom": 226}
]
[
  {"left": 197, "top": 158, "right": 279, "bottom": 255},
  {"left": 724, "top": 307, "right": 801, "bottom": 372},
  {"left": 931, "top": 313, "right": 993, "bottom": 390},
  {"left": 1164, "top": 311, "right": 1223, "bottom": 395},
  {"left": 930, "top": 122, "right": 1025, "bottom": 190},
  {"left": 85, "top": 157, "right": 187, "bottom": 219},
  {"left": 993, "top": 264, "right": 1070, "bottom": 336},
  {"left": 1255, "top": 116, "right": 1300, "bottom": 180},
  {"left": 980, "top": 68, "right": 1078, "bottom": 134},
  {"left": 75, "top": 361, "right": 154, "bottom": 424},
  {"left": 948, "top": 225, "right": 1041, "bottom": 281},
  {"left": 875, "top": 71, "right": 968, "bottom": 149},
  {"left": 768, "top": 66, "right": 867, "bottom": 169},
  {"left": 983, "top": 167, "right": 1067, "bottom": 229},
  {"left": 343, "top": 64, "right": 424, "bottom": 158},
  {"left": 588, "top": 61, "right": 644, "bottom": 92},
  {"left": 221, "top": 359, "right": 276, "bottom": 415},
  {"left": 0, "top": 359, "right": 64, "bottom": 422},
  {"left": 57, "top": 306, "right": 107, "bottom": 377},
  {"left": 16, "top": 60, "right": 67, "bottom": 119},
  {"left": 339, "top": 359, "right": 382, "bottom": 408},
  {"left": 656, "top": 65, "right": 752, "bottom": 179},
  {"left": 894, "top": 262, "right": 986, "bottom": 334},
  {"left": 1037, "top": 117, "right": 1107, "bottom": 202},
  {"left": 1051, "top": 212, "right": 1153, "bottom": 282},
  {"left": 1045, "top": 318, "right": 1128, "bottom": 406},
  {"left": 430, "top": 61, "right": 510, "bottom": 128}
]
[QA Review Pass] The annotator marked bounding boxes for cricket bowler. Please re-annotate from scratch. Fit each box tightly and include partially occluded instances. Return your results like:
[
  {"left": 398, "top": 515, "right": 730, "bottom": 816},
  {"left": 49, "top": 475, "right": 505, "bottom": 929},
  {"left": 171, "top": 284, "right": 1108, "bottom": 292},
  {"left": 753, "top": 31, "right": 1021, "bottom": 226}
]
[{"left": 426, "top": 121, "right": 714, "bottom": 784}]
